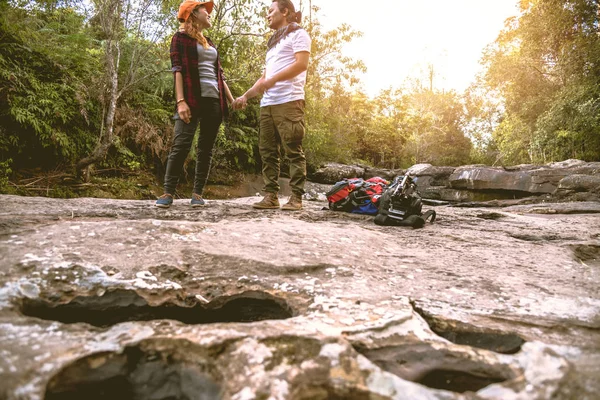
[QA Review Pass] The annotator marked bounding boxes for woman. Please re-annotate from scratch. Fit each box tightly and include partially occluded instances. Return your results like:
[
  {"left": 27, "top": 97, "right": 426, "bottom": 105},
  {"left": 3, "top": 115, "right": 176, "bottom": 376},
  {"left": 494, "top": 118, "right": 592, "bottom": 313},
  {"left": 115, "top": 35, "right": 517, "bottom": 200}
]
[{"left": 156, "top": 0, "right": 234, "bottom": 208}]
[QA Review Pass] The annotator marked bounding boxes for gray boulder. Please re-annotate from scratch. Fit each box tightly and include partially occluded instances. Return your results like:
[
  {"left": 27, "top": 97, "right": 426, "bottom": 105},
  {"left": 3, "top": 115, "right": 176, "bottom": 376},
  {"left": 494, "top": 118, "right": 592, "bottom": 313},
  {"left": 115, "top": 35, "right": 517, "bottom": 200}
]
[
  {"left": 557, "top": 174, "right": 600, "bottom": 193},
  {"left": 309, "top": 163, "right": 405, "bottom": 184},
  {"left": 449, "top": 161, "right": 600, "bottom": 194},
  {"left": 310, "top": 163, "right": 365, "bottom": 184},
  {"left": 363, "top": 166, "right": 404, "bottom": 181},
  {"left": 449, "top": 166, "right": 555, "bottom": 193},
  {"left": 406, "top": 164, "right": 457, "bottom": 191}
]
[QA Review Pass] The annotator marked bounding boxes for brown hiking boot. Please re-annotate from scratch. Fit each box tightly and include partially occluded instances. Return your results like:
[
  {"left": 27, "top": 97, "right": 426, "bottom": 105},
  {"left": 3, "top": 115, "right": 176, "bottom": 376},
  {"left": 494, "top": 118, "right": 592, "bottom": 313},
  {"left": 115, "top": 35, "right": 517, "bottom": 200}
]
[
  {"left": 252, "top": 192, "right": 280, "bottom": 209},
  {"left": 281, "top": 193, "right": 303, "bottom": 211}
]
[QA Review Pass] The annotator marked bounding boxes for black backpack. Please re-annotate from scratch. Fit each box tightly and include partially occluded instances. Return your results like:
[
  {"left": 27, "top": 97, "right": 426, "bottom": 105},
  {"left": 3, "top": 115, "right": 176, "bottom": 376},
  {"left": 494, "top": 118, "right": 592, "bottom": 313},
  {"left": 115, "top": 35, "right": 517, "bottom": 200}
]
[{"left": 374, "top": 175, "right": 436, "bottom": 228}]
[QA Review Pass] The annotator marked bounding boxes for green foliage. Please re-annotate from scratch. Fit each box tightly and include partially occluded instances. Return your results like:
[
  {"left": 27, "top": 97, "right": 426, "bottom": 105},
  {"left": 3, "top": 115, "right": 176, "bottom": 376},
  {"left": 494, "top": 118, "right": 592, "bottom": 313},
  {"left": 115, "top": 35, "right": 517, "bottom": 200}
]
[
  {"left": 462, "top": 82, "right": 503, "bottom": 165},
  {"left": 306, "top": 19, "right": 366, "bottom": 94},
  {"left": 0, "top": 2, "right": 99, "bottom": 168},
  {"left": 303, "top": 11, "right": 370, "bottom": 169},
  {"left": 404, "top": 88, "right": 472, "bottom": 166},
  {"left": 481, "top": 0, "right": 600, "bottom": 164},
  {"left": 203, "top": 1, "right": 269, "bottom": 173},
  {"left": 0, "top": 158, "right": 13, "bottom": 192},
  {"left": 494, "top": 114, "right": 534, "bottom": 165},
  {"left": 214, "top": 125, "right": 259, "bottom": 171},
  {"left": 305, "top": 82, "right": 472, "bottom": 169},
  {"left": 535, "top": 83, "right": 600, "bottom": 161}
]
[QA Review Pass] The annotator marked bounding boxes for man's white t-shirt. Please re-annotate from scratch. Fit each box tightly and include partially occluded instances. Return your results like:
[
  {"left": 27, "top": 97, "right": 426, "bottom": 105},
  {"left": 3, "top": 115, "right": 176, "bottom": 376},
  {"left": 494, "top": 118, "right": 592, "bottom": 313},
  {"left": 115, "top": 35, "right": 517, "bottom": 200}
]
[{"left": 260, "top": 29, "right": 311, "bottom": 107}]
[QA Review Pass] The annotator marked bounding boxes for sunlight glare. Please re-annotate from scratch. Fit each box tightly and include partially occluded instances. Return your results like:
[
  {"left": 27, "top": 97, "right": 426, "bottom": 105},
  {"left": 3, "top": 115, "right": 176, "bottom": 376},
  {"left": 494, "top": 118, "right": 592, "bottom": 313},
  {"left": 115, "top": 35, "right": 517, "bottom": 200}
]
[{"left": 312, "top": 0, "right": 519, "bottom": 96}]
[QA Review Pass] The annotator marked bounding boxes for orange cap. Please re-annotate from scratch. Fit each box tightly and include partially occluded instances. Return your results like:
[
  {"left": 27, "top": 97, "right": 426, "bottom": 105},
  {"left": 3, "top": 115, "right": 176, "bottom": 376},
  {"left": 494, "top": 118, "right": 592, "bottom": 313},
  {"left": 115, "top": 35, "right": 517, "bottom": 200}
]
[{"left": 177, "top": 1, "right": 214, "bottom": 22}]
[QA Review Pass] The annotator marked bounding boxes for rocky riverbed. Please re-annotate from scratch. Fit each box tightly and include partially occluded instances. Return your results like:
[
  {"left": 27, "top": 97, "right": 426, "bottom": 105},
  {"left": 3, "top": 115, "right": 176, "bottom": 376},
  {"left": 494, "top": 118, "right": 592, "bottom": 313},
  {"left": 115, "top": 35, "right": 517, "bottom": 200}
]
[{"left": 0, "top": 194, "right": 598, "bottom": 399}]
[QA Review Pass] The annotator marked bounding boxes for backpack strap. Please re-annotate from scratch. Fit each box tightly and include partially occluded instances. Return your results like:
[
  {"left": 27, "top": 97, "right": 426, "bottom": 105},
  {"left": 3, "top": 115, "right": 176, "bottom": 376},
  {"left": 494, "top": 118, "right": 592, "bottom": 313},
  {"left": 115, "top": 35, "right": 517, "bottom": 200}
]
[
  {"left": 401, "top": 215, "right": 426, "bottom": 229},
  {"left": 374, "top": 210, "right": 436, "bottom": 228},
  {"left": 421, "top": 210, "right": 436, "bottom": 223}
]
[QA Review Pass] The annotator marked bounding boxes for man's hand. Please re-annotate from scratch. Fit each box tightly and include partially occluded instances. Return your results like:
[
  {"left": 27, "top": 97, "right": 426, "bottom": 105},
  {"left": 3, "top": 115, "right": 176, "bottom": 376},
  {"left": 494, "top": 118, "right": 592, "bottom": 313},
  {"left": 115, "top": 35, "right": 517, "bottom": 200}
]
[
  {"left": 232, "top": 95, "right": 248, "bottom": 110},
  {"left": 177, "top": 101, "right": 191, "bottom": 124}
]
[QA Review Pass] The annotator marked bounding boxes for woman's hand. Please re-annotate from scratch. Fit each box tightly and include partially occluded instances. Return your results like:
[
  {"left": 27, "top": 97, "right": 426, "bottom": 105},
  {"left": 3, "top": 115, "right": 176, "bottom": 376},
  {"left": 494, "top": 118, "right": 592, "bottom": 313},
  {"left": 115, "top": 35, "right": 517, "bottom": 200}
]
[{"left": 177, "top": 101, "right": 191, "bottom": 123}]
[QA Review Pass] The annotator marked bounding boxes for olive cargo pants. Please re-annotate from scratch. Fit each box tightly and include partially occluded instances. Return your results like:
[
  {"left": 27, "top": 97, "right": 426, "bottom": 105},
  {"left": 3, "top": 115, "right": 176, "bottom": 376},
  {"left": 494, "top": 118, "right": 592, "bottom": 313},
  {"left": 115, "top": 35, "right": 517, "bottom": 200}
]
[{"left": 259, "top": 100, "right": 306, "bottom": 195}]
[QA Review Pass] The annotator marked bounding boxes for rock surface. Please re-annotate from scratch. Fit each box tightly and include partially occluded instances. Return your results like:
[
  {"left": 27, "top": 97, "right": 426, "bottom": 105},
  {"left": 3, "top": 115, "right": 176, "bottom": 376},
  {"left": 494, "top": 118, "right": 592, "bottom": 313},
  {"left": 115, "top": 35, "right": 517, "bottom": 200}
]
[{"left": 0, "top": 194, "right": 599, "bottom": 399}]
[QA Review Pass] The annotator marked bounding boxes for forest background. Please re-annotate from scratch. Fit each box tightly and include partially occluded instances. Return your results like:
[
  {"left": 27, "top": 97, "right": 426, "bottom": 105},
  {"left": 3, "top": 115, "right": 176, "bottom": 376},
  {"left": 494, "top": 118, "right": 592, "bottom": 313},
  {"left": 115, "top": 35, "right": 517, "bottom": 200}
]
[{"left": 0, "top": 0, "right": 599, "bottom": 197}]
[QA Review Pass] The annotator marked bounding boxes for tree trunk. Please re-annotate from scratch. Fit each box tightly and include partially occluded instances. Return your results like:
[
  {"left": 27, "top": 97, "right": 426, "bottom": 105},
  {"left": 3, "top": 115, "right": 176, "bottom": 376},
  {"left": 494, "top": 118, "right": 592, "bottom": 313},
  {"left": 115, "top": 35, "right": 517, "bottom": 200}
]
[{"left": 77, "top": 41, "right": 120, "bottom": 176}]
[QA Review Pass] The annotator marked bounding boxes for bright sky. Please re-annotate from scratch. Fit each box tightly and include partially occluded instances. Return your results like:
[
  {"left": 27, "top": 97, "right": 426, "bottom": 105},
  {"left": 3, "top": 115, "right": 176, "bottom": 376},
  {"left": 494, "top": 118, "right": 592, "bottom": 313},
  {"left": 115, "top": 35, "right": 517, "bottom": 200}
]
[{"left": 308, "top": 0, "right": 520, "bottom": 96}]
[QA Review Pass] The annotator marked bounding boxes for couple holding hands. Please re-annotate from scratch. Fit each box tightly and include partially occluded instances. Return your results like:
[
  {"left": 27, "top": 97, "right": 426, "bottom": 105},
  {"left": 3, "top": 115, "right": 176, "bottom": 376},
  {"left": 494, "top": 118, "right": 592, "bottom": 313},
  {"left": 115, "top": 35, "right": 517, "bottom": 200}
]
[{"left": 156, "top": 0, "right": 311, "bottom": 211}]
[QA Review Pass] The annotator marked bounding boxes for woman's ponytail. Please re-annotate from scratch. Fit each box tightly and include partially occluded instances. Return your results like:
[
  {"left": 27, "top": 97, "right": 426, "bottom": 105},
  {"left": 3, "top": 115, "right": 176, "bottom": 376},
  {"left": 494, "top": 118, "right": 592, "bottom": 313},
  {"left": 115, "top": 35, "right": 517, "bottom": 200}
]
[
  {"left": 292, "top": 11, "right": 302, "bottom": 24},
  {"left": 275, "top": 0, "right": 302, "bottom": 24}
]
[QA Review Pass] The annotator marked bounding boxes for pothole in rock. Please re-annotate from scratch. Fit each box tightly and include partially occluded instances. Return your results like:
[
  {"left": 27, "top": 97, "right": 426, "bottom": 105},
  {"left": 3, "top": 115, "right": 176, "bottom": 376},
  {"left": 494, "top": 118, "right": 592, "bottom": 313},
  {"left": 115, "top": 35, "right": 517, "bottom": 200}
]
[
  {"left": 416, "top": 369, "right": 505, "bottom": 393},
  {"left": 21, "top": 289, "right": 294, "bottom": 327},
  {"left": 353, "top": 343, "right": 513, "bottom": 394},
  {"left": 571, "top": 244, "right": 600, "bottom": 266},
  {"left": 432, "top": 328, "right": 525, "bottom": 354},
  {"left": 475, "top": 212, "right": 506, "bottom": 220},
  {"left": 412, "top": 306, "right": 525, "bottom": 354},
  {"left": 45, "top": 346, "right": 221, "bottom": 400},
  {"left": 510, "top": 233, "right": 575, "bottom": 242}
]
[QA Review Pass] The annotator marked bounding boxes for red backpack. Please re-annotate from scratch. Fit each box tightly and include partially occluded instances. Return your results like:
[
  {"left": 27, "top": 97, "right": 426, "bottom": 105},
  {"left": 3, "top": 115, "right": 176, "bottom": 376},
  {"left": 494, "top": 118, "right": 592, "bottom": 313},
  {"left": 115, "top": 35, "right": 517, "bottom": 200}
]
[{"left": 326, "top": 177, "right": 390, "bottom": 214}]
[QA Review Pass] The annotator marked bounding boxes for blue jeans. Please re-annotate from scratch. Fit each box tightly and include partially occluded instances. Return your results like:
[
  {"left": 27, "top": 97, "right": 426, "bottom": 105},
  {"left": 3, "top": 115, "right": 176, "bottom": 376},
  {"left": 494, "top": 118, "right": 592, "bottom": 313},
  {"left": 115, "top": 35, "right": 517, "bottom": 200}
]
[{"left": 163, "top": 97, "right": 222, "bottom": 195}]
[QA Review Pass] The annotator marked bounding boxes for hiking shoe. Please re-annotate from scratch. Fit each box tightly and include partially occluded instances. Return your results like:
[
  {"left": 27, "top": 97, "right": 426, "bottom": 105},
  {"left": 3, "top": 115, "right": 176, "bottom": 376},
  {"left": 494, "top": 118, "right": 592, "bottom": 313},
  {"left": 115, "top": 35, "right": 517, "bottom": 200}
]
[
  {"left": 191, "top": 193, "right": 205, "bottom": 207},
  {"left": 281, "top": 193, "right": 303, "bottom": 211},
  {"left": 155, "top": 193, "right": 173, "bottom": 208},
  {"left": 252, "top": 192, "right": 280, "bottom": 209}
]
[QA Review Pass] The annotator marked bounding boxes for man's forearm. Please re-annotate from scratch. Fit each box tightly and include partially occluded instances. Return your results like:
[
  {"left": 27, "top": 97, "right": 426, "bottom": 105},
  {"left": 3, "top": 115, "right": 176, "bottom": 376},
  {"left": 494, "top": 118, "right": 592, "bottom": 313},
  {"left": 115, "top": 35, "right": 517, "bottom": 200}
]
[
  {"left": 268, "top": 61, "right": 307, "bottom": 86},
  {"left": 243, "top": 77, "right": 266, "bottom": 100}
]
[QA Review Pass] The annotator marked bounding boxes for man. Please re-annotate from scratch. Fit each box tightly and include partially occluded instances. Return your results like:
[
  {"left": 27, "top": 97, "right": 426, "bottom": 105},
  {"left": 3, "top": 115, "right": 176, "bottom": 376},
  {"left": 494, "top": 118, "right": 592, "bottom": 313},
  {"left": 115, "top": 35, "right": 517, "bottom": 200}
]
[{"left": 233, "top": 0, "right": 311, "bottom": 211}]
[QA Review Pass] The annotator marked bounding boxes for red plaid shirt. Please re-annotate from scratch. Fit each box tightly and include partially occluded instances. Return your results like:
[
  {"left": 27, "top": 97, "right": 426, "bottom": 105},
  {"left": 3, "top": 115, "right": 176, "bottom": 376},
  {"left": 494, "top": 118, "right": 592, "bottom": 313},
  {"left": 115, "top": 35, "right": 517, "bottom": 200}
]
[{"left": 170, "top": 32, "right": 228, "bottom": 119}]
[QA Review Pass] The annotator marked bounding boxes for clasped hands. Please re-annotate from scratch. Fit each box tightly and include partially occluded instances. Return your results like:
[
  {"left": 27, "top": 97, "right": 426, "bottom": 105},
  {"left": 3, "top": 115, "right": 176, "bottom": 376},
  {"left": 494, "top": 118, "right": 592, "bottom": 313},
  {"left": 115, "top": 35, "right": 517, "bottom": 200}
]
[
  {"left": 232, "top": 77, "right": 275, "bottom": 110},
  {"left": 231, "top": 95, "right": 247, "bottom": 110}
]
